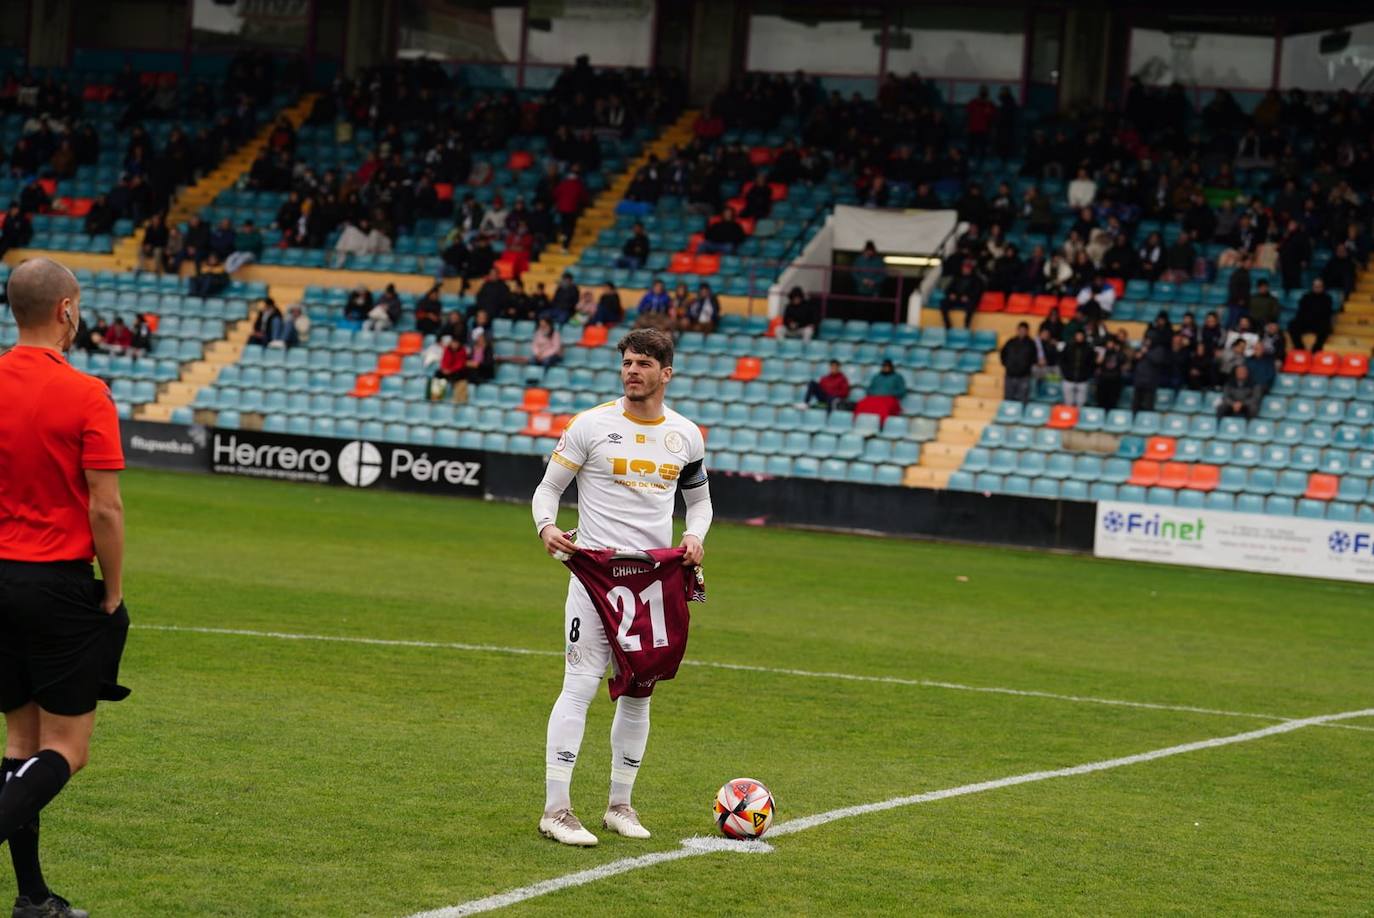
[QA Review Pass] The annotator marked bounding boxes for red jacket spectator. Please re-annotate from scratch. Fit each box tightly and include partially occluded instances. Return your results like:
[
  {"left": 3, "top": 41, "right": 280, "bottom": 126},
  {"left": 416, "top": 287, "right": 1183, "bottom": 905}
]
[
  {"left": 966, "top": 94, "right": 996, "bottom": 136},
  {"left": 103, "top": 321, "right": 133, "bottom": 351},
  {"left": 552, "top": 174, "right": 589, "bottom": 216},
  {"left": 694, "top": 111, "right": 724, "bottom": 141},
  {"left": 439, "top": 340, "right": 468, "bottom": 376},
  {"left": 817, "top": 370, "right": 850, "bottom": 401}
]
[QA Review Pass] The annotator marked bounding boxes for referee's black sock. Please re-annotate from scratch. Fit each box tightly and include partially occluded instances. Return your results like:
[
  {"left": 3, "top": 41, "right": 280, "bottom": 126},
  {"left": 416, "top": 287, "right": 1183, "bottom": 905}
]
[
  {"left": 0, "top": 751, "right": 69, "bottom": 901},
  {"left": 1, "top": 757, "right": 48, "bottom": 902}
]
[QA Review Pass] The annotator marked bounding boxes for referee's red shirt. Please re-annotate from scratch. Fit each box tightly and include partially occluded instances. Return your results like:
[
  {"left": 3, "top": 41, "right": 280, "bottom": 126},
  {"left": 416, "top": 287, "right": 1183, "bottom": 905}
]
[{"left": 0, "top": 346, "right": 124, "bottom": 562}]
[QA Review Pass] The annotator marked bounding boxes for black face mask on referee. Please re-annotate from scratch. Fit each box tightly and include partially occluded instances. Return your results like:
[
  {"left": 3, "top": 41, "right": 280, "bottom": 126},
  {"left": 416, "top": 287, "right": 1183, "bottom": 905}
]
[{"left": 0, "top": 256, "right": 131, "bottom": 918}]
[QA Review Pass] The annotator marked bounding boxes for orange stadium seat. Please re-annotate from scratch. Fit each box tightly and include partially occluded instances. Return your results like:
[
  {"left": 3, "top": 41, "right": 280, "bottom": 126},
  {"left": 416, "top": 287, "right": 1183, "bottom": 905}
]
[
  {"left": 1339, "top": 354, "right": 1369, "bottom": 377},
  {"left": 686, "top": 232, "right": 704, "bottom": 254},
  {"left": 670, "top": 252, "right": 694, "bottom": 273},
  {"left": 37, "top": 178, "right": 56, "bottom": 197},
  {"left": 1158, "top": 462, "right": 1190, "bottom": 489},
  {"left": 766, "top": 316, "right": 783, "bottom": 337},
  {"left": 520, "top": 388, "right": 551, "bottom": 412},
  {"left": 769, "top": 182, "right": 788, "bottom": 201},
  {"left": 692, "top": 253, "right": 720, "bottom": 275},
  {"left": 1186, "top": 464, "right": 1220, "bottom": 491},
  {"left": 1006, "top": 293, "right": 1033, "bottom": 314},
  {"left": 1311, "top": 351, "right": 1340, "bottom": 375},
  {"left": 434, "top": 182, "right": 454, "bottom": 201},
  {"left": 738, "top": 217, "right": 756, "bottom": 235},
  {"left": 522, "top": 412, "right": 554, "bottom": 437},
  {"left": 396, "top": 332, "right": 423, "bottom": 355},
  {"left": 978, "top": 292, "right": 1006, "bottom": 312},
  {"left": 350, "top": 373, "right": 380, "bottom": 398},
  {"left": 550, "top": 414, "right": 572, "bottom": 437},
  {"left": 1145, "top": 436, "right": 1176, "bottom": 460},
  {"left": 142, "top": 314, "right": 159, "bottom": 333},
  {"left": 748, "top": 146, "right": 775, "bottom": 166},
  {"left": 1032, "top": 294, "right": 1059, "bottom": 315},
  {"left": 376, "top": 352, "right": 402, "bottom": 376},
  {"left": 578, "top": 324, "right": 609, "bottom": 347},
  {"left": 1283, "top": 350, "right": 1311, "bottom": 373},
  {"left": 1047, "top": 405, "right": 1078, "bottom": 429},
  {"left": 1105, "top": 277, "right": 1125, "bottom": 298},
  {"left": 1128, "top": 459, "right": 1161, "bottom": 486},
  {"left": 726, "top": 196, "right": 747, "bottom": 213},
  {"left": 1058, "top": 296, "right": 1078, "bottom": 315},
  {"left": 730, "top": 357, "right": 762, "bottom": 381},
  {"left": 1306, "top": 473, "right": 1339, "bottom": 500},
  {"left": 507, "top": 150, "right": 534, "bottom": 170}
]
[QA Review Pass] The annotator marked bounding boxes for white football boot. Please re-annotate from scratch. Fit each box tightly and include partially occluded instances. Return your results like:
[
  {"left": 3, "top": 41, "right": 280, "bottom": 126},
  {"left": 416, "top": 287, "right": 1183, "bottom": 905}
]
[
  {"left": 602, "top": 804, "right": 652, "bottom": 839},
  {"left": 539, "top": 808, "right": 599, "bottom": 846}
]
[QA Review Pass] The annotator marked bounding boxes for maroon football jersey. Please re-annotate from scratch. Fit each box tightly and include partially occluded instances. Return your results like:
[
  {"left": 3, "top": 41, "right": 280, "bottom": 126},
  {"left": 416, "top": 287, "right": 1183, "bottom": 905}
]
[{"left": 564, "top": 547, "right": 706, "bottom": 699}]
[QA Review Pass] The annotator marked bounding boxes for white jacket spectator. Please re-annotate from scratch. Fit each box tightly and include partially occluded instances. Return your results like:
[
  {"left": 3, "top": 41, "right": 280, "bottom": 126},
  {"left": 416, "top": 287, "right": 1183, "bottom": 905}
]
[
  {"left": 289, "top": 304, "right": 311, "bottom": 344},
  {"left": 1067, "top": 168, "right": 1097, "bottom": 208},
  {"left": 334, "top": 219, "right": 391, "bottom": 266},
  {"left": 1076, "top": 280, "right": 1116, "bottom": 315},
  {"left": 479, "top": 200, "right": 510, "bottom": 237}
]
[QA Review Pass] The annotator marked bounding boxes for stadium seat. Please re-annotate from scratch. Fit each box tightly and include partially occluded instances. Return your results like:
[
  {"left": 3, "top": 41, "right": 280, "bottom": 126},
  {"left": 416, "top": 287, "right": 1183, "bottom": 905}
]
[
  {"left": 947, "top": 471, "right": 975, "bottom": 492},
  {"left": 1089, "top": 482, "right": 1118, "bottom": 502},
  {"left": 1117, "top": 437, "right": 1145, "bottom": 459},
  {"left": 1265, "top": 496, "right": 1296, "bottom": 516},
  {"left": 1175, "top": 489, "right": 1204, "bottom": 509},
  {"left": 1102, "top": 457, "right": 1131, "bottom": 484},
  {"left": 1158, "top": 462, "right": 1190, "bottom": 489},
  {"left": 1116, "top": 485, "right": 1146, "bottom": 503},
  {"left": 1186, "top": 464, "right": 1220, "bottom": 492},
  {"left": 1145, "top": 436, "right": 1176, "bottom": 460},
  {"left": 1305, "top": 473, "right": 1338, "bottom": 501},
  {"left": 730, "top": 357, "right": 762, "bottom": 381},
  {"left": 1128, "top": 460, "right": 1161, "bottom": 487},
  {"left": 1046, "top": 405, "right": 1078, "bottom": 429},
  {"left": 1204, "top": 492, "right": 1235, "bottom": 512},
  {"left": 1002, "top": 475, "right": 1031, "bottom": 496},
  {"left": 1146, "top": 487, "right": 1176, "bottom": 506},
  {"left": 520, "top": 388, "right": 551, "bottom": 413}
]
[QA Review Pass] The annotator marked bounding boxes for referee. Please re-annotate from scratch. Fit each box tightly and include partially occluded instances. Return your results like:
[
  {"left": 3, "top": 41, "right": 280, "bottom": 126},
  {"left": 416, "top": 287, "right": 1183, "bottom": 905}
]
[{"left": 0, "top": 258, "right": 130, "bottom": 918}]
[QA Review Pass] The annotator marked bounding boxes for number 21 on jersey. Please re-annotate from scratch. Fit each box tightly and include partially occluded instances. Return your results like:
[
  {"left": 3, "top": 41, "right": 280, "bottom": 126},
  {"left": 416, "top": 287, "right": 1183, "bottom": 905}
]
[{"left": 606, "top": 580, "right": 668, "bottom": 651}]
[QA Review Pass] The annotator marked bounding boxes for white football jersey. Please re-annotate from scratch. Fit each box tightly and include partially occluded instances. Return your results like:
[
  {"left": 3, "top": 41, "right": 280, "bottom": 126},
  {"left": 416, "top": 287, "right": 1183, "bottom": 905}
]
[{"left": 550, "top": 397, "right": 708, "bottom": 551}]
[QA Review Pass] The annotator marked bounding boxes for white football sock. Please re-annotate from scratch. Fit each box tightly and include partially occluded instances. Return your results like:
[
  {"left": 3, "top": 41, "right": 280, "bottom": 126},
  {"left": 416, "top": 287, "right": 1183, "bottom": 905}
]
[
  {"left": 608, "top": 695, "right": 651, "bottom": 806},
  {"left": 545, "top": 673, "right": 600, "bottom": 813}
]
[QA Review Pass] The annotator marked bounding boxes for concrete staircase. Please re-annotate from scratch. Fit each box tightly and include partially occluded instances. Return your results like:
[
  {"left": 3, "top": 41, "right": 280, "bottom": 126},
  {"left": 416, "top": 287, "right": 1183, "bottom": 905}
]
[
  {"left": 522, "top": 109, "right": 699, "bottom": 293},
  {"left": 904, "top": 352, "right": 1003, "bottom": 488},
  {"left": 1328, "top": 267, "right": 1374, "bottom": 354}
]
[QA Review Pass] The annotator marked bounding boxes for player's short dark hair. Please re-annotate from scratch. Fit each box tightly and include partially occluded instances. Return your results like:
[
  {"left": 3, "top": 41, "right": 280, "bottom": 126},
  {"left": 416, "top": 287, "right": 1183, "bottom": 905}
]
[
  {"left": 618, "top": 328, "right": 674, "bottom": 368},
  {"left": 7, "top": 257, "right": 79, "bottom": 328}
]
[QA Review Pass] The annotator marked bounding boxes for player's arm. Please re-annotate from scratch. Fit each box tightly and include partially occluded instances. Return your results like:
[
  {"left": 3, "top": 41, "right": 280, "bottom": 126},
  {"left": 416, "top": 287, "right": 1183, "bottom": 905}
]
[
  {"left": 679, "top": 454, "right": 711, "bottom": 566},
  {"left": 86, "top": 469, "right": 124, "bottom": 613},
  {"left": 532, "top": 423, "right": 586, "bottom": 556}
]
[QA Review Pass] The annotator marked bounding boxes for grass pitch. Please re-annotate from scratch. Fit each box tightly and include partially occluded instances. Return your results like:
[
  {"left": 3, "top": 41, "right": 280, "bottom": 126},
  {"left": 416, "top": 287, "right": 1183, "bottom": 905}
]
[{"left": 16, "top": 469, "right": 1373, "bottom": 916}]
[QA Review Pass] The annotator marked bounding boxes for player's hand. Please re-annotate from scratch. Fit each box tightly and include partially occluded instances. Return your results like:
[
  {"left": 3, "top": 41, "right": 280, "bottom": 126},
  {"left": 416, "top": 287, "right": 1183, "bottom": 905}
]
[
  {"left": 100, "top": 592, "right": 122, "bottom": 615},
  {"left": 540, "top": 525, "right": 579, "bottom": 558},
  {"left": 680, "top": 534, "right": 705, "bottom": 566}
]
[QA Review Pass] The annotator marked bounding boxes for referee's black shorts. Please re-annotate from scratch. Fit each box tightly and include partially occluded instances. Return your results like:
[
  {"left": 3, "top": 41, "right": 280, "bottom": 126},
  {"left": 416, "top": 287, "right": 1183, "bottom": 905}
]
[{"left": 0, "top": 560, "right": 131, "bottom": 717}]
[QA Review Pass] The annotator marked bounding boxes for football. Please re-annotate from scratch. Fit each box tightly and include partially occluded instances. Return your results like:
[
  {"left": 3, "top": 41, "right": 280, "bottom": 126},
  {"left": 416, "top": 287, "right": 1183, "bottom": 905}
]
[{"left": 713, "top": 778, "right": 775, "bottom": 839}]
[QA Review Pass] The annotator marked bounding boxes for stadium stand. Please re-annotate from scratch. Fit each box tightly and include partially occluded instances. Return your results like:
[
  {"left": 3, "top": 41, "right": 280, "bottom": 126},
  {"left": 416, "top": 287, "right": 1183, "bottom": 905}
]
[
  {"left": 0, "top": 55, "right": 299, "bottom": 257},
  {"left": 5, "top": 49, "right": 1374, "bottom": 523}
]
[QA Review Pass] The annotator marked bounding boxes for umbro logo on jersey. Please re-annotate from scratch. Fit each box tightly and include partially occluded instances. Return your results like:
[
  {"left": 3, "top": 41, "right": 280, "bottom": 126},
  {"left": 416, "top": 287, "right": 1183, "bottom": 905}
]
[{"left": 607, "top": 433, "right": 623, "bottom": 441}]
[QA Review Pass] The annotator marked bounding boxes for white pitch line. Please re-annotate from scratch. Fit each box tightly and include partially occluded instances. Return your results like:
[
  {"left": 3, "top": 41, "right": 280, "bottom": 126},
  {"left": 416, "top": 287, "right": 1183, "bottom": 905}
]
[
  {"left": 407, "top": 706, "right": 1374, "bottom": 917},
  {"left": 131, "top": 623, "right": 1374, "bottom": 731}
]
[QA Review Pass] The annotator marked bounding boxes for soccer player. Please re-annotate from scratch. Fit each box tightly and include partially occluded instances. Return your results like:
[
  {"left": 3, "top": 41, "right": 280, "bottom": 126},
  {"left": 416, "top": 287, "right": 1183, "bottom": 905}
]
[
  {"left": 0, "top": 258, "right": 130, "bottom": 918},
  {"left": 531, "top": 328, "right": 712, "bottom": 846}
]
